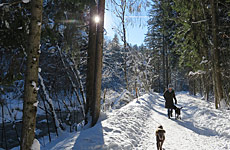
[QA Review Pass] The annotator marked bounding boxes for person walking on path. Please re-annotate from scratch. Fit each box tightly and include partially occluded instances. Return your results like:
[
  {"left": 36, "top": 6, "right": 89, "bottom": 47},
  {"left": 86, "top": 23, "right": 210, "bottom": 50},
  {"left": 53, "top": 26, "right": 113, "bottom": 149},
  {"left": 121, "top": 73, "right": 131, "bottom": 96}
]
[{"left": 163, "top": 84, "right": 177, "bottom": 119}]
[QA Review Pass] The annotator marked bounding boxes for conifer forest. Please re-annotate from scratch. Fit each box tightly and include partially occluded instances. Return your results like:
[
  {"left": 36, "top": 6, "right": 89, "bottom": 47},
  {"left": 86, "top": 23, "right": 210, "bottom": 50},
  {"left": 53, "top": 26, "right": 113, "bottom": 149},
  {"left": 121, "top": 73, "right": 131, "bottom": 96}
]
[{"left": 0, "top": 0, "right": 229, "bottom": 149}]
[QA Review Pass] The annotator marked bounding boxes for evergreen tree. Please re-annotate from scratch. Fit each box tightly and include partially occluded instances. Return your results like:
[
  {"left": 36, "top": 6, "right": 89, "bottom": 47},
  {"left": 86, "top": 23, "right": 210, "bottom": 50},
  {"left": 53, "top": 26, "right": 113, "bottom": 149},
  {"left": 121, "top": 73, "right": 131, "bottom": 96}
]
[
  {"left": 171, "top": 0, "right": 230, "bottom": 106},
  {"left": 91, "top": 0, "right": 106, "bottom": 126},
  {"left": 145, "top": 0, "right": 179, "bottom": 92}
]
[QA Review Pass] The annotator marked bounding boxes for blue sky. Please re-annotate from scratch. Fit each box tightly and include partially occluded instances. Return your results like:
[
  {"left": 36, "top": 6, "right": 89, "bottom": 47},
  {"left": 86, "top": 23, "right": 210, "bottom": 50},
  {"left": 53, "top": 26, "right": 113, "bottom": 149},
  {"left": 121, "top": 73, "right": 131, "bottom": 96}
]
[{"left": 104, "top": 6, "right": 149, "bottom": 46}]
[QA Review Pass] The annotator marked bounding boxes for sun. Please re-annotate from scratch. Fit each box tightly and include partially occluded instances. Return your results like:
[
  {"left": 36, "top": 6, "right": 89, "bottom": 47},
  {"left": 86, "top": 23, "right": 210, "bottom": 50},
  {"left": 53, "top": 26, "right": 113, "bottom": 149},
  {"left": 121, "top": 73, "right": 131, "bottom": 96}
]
[{"left": 94, "top": 15, "right": 100, "bottom": 23}]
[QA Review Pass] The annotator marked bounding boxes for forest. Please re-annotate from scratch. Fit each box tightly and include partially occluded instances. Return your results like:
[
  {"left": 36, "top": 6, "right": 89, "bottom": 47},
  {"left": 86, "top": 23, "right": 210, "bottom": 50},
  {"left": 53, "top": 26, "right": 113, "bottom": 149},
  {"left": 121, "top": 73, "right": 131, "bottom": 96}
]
[{"left": 0, "top": 0, "right": 229, "bottom": 149}]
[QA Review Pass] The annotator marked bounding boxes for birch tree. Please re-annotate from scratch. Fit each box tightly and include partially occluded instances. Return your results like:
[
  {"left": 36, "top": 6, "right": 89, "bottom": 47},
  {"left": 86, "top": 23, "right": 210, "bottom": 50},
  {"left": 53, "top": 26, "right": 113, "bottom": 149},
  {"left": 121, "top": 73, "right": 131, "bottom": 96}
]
[{"left": 109, "top": 0, "right": 149, "bottom": 91}]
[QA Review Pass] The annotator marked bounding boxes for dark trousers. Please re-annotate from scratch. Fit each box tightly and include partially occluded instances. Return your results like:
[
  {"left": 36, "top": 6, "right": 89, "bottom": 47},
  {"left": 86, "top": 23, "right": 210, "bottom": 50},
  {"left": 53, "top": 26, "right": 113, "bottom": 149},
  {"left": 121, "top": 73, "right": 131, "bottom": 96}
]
[{"left": 168, "top": 109, "right": 173, "bottom": 118}]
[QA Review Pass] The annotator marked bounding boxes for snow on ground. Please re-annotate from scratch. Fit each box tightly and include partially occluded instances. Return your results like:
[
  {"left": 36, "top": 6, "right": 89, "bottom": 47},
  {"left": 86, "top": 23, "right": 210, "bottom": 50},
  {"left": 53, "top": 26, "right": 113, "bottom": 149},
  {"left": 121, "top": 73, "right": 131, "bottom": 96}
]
[{"left": 41, "top": 92, "right": 230, "bottom": 150}]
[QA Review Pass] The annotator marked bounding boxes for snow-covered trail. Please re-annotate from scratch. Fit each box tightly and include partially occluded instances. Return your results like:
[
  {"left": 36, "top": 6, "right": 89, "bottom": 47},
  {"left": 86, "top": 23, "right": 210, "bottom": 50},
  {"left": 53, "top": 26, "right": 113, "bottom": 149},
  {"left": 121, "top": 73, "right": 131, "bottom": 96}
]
[
  {"left": 144, "top": 93, "right": 230, "bottom": 150},
  {"left": 42, "top": 92, "right": 230, "bottom": 150}
]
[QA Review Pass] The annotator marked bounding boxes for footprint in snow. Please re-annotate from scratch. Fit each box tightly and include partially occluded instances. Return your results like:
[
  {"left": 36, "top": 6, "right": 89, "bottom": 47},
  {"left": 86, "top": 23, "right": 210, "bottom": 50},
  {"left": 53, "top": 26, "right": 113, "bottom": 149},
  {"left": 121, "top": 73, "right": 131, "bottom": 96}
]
[{"left": 103, "top": 127, "right": 113, "bottom": 132}]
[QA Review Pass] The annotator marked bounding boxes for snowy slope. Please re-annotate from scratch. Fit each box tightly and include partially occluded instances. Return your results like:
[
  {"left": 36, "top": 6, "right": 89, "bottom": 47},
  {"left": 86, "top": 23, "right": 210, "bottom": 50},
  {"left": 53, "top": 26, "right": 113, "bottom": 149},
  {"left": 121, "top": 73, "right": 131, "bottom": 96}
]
[{"left": 41, "top": 92, "right": 230, "bottom": 150}]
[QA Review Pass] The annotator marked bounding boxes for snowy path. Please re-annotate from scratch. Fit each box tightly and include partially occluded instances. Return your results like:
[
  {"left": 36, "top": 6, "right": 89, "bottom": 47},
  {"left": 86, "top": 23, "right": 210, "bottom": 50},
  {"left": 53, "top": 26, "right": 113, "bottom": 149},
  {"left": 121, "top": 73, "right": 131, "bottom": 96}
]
[
  {"left": 144, "top": 94, "right": 230, "bottom": 150},
  {"left": 42, "top": 92, "right": 230, "bottom": 150}
]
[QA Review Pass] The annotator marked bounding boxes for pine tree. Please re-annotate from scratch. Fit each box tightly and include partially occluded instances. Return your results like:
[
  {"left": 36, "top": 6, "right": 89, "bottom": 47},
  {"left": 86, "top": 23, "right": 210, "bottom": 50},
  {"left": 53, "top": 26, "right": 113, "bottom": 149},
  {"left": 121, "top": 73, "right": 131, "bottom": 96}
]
[
  {"left": 86, "top": 1, "right": 97, "bottom": 124},
  {"left": 210, "top": 0, "right": 223, "bottom": 108},
  {"left": 145, "top": 0, "right": 177, "bottom": 92},
  {"left": 171, "top": 0, "right": 229, "bottom": 106},
  {"left": 91, "top": 0, "right": 106, "bottom": 126}
]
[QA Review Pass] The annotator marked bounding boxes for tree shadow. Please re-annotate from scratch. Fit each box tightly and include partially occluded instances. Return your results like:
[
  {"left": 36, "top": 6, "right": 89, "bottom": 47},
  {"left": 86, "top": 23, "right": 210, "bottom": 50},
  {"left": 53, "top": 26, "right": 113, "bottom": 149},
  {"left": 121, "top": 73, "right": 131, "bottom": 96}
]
[
  {"left": 73, "top": 122, "right": 105, "bottom": 150},
  {"left": 174, "top": 119, "right": 218, "bottom": 136},
  {"left": 144, "top": 94, "right": 219, "bottom": 137},
  {"left": 140, "top": 96, "right": 168, "bottom": 118}
]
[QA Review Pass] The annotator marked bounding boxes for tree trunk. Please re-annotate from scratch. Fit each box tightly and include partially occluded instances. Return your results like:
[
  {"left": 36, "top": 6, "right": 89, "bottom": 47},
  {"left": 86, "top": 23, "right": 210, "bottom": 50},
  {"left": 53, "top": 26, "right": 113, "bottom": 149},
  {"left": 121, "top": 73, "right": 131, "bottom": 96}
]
[
  {"left": 58, "top": 48, "right": 85, "bottom": 118},
  {"left": 201, "top": 46, "right": 210, "bottom": 101},
  {"left": 111, "top": 0, "right": 129, "bottom": 90},
  {"left": 189, "top": 79, "right": 193, "bottom": 95},
  {"left": 205, "top": 84, "right": 210, "bottom": 101},
  {"left": 210, "top": 0, "right": 223, "bottom": 108},
  {"left": 199, "top": 78, "right": 203, "bottom": 97},
  {"left": 193, "top": 80, "right": 196, "bottom": 96},
  {"left": 213, "top": 78, "right": 219, "bottom": 108},
  {"left": 121, "top": 0, "right": 129, "bottom": 90},
  {"left": 86, "top": 2, "right": 97, "bottom": 121},
  {"left": 162, "top": 28, "right": 166, "bottom": 91},
  {"left": 124, "top": 63, "right": 129, "bottom": 90},
  {"left": 21, "top": 0, "right": 43, "bottom": 149},
  {"left": 165, "top": 43, "right": 169, "bottom": 87},
  {"left": 91, "top": 0, "right": 105, "bottom": 126},
  {"left": 202, "top": 75, "right": 209, "bottom": 101},
  {"left": 1, "top": 104, "right": 8, "bottom": 150},
  {"left": 158, "top": 56, "right": 161, "bottom": 92},
  {"left": 39, "top": 74, "right": 64, "bottom": 134},
  {"left": 6, "top": 105, "right": 20, "bottom": 146},
  {"left": 103, "top": 88, "right": 107, "bottom": 111},
  {"left": 201, "top": 1, "right": 211, "bottom": 101},
  {"left": 40, "top": 93, "right": 51, "bottom": 142}
]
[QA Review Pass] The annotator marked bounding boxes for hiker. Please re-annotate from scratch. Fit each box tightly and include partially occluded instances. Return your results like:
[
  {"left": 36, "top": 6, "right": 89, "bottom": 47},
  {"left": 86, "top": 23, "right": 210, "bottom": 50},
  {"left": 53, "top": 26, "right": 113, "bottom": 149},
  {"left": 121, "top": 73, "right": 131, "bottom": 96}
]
[{"left": 163, "top": 84, "right": 177, "bottom": 119}]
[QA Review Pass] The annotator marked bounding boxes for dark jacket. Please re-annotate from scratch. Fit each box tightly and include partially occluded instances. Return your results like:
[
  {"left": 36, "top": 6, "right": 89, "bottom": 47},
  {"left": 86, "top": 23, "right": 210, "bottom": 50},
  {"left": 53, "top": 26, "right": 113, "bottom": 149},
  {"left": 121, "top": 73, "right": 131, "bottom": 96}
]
[{"left": 163, "top": 90, "right": 177, "bottom": 109}]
